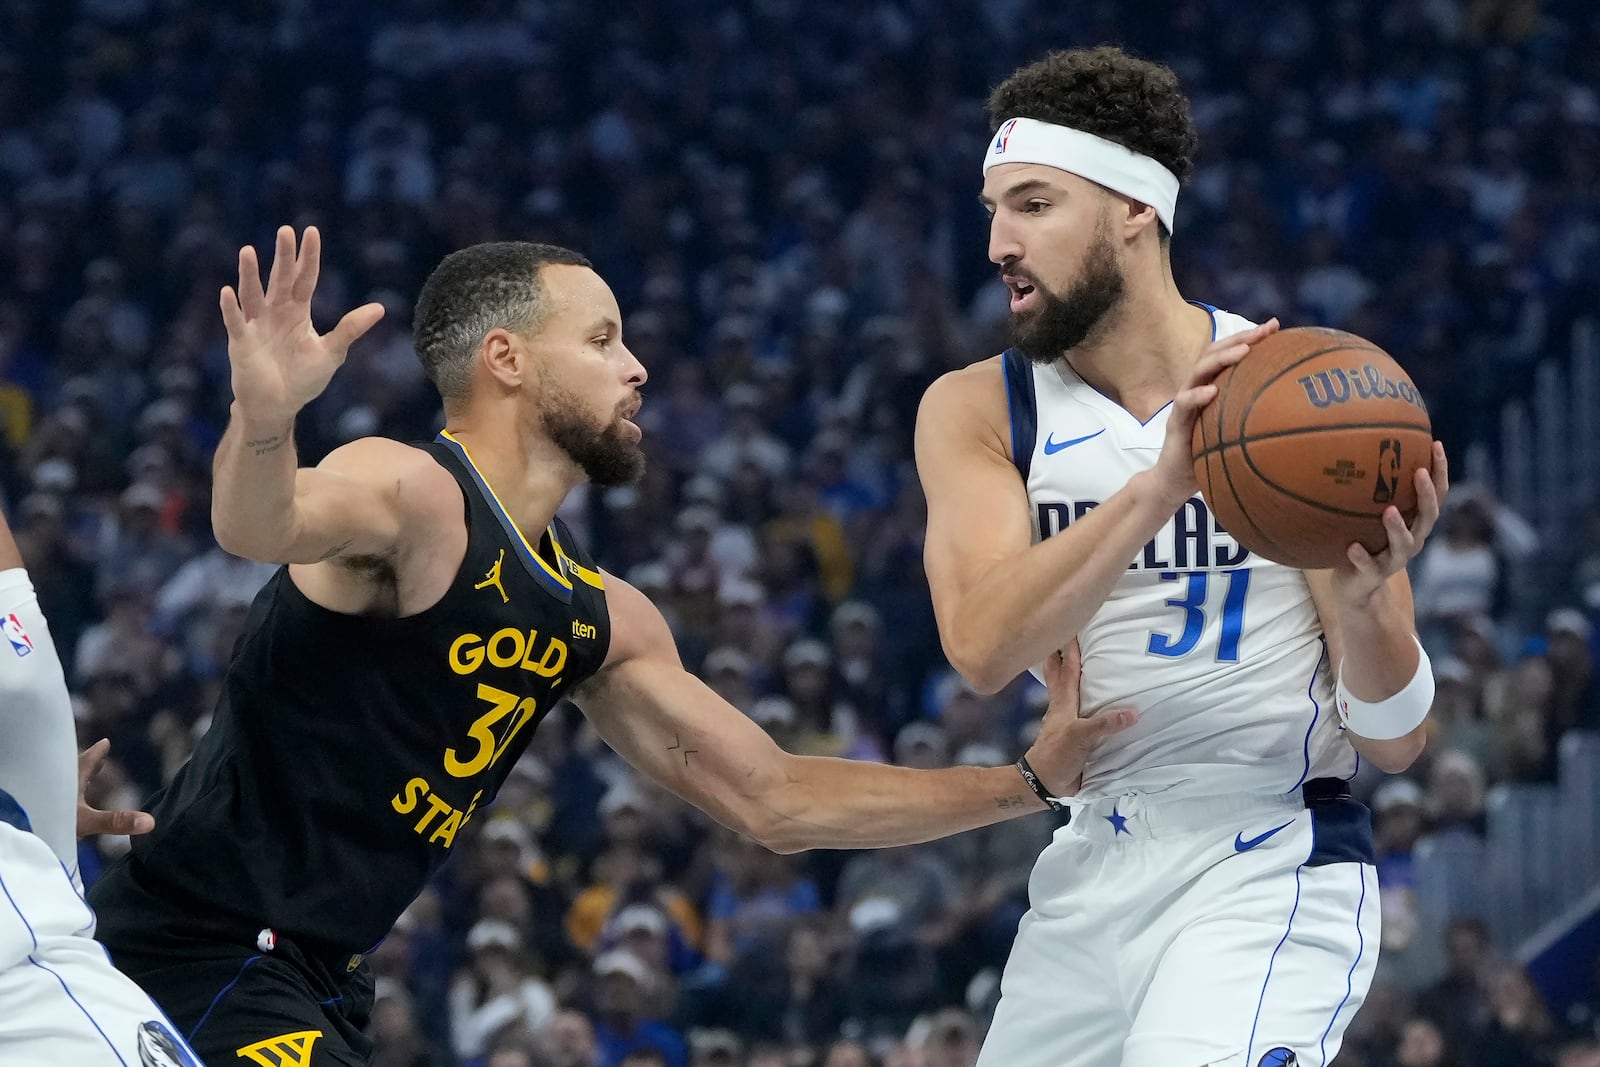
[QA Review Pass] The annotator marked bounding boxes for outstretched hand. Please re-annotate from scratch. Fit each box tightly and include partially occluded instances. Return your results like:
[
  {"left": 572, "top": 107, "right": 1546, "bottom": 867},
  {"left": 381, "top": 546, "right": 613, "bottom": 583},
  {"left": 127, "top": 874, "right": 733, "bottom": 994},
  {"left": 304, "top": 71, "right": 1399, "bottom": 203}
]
[
  {"left": 220, "top": 225, "right": 385, "bottom": 424},
  {"left": 77, "top": 739, "right": 154, "bottom": 839},
  {"left": 1023, "top": 642, "right": 1138, "bottom": 799}
]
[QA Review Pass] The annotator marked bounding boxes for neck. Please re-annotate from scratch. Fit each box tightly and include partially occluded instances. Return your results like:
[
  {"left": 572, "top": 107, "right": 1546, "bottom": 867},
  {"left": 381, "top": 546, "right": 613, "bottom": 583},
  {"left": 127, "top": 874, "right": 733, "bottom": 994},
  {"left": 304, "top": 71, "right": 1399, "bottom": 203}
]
[
  {"left": 1060, "top": 257, "right": 1214, "bottom": 421},
  {"left": 445, "top": 404, "right": 584, "bottom": 536}
]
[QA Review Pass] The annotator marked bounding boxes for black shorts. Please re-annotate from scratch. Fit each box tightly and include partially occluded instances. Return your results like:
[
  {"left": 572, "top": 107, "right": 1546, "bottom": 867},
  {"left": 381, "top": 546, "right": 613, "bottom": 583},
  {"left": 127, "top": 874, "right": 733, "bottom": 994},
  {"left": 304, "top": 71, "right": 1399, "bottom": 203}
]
[{"left": 88, "top": 858, "right": 376, "bottom": 1067}]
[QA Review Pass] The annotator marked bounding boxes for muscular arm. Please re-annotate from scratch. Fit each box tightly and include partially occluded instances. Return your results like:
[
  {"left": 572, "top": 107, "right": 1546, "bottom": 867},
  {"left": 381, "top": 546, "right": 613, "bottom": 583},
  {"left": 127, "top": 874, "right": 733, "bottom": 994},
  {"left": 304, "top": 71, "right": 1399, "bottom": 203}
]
[
  {"left": 572, "top": 576, "right": 1053, "bottom": 854},
  {"left": 211, "top": 421, "right": 410, "bottom": 565},
  {"left": 915, "top": 366, "right": 1180, "bottom": 693},
  {"left": 1306, "top": 570, "right": 1428, "bottom": 772}
]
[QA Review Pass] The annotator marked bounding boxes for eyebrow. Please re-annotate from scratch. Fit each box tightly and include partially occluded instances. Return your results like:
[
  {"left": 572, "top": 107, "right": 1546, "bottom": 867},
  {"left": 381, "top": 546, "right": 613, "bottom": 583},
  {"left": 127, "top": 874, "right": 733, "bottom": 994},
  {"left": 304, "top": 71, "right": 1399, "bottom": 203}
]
[
  {"left": 587, "top": 317, "right": 620, "bottom": 335},
  {"left": 978, "top": 178, "right": 1059, "bottom": 209}
]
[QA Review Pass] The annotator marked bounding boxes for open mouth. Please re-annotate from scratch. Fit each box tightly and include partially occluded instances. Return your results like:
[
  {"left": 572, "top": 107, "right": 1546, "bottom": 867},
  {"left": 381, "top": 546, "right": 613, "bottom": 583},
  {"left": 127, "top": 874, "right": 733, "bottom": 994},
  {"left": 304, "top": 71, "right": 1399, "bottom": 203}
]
[{"left": 1003, "top": 275, "right": 1039, "bottom": 312}]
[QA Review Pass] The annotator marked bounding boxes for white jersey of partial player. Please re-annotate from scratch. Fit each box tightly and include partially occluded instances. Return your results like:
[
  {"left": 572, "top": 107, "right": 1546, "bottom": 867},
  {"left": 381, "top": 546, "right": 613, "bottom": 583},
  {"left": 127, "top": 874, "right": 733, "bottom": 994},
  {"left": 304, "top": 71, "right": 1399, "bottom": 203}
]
[{"left": 1010, "top": 304, "right": 1357, "bottom": 801}]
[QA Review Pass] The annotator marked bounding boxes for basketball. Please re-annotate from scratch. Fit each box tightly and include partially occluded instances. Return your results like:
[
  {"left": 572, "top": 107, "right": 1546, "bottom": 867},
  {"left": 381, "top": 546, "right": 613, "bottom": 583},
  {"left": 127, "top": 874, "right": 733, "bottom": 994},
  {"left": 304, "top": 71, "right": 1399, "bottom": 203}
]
[{"left": 1190, "top": 327, "right": 1433, "bottom": 570}]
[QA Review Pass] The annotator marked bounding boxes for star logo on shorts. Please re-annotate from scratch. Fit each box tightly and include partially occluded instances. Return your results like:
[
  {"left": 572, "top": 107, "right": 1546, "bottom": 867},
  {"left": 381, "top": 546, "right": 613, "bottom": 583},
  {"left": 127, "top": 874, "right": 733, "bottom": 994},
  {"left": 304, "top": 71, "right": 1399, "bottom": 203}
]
[{"left": 1104, "top": 804, "right": 1131, "bottom": 836}]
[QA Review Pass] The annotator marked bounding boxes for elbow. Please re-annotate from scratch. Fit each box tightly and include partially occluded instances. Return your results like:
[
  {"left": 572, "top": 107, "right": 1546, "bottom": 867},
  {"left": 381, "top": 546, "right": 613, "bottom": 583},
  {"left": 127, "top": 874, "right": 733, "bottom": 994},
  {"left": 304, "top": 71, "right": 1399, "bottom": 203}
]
[
  {"left": 212, "top": 509, "right": 288, "bottom": 564},
  {"left": 1360, "top": 728, "right": 1428, "bottom": 774},
  {"left": 737, "top": 806, "right": 806, "bottom": 856},
  {"left": 943, "top": 633, "right": 1012, "bottom": 695}
]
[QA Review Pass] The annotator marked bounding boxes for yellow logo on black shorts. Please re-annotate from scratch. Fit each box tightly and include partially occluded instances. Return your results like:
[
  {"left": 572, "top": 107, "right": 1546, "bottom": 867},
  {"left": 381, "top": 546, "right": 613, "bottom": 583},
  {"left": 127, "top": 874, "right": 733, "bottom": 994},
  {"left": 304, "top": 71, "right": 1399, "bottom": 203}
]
[{"left": 236, "top": 1029, "right": 321, "bottom": 1067}]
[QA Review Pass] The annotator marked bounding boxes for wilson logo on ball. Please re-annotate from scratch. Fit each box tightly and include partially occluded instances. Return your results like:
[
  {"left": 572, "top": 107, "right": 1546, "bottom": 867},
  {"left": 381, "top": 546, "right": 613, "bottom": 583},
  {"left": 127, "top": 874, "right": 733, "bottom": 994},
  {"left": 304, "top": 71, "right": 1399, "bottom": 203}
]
[{"left": 1296, "top": 365, "right": 1426, "bottom": 412}]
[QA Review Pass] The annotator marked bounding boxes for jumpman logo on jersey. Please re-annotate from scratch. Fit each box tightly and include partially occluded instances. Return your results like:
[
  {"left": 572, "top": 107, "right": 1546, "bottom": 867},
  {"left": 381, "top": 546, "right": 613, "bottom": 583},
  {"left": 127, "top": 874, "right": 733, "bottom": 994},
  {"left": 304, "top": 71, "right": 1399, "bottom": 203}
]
[
  {"left": 475, "top": 549, "right": 510, "bottom": 603},
  {"left": 235, "top": 1030, "right": 321, "bottom": 1067}
]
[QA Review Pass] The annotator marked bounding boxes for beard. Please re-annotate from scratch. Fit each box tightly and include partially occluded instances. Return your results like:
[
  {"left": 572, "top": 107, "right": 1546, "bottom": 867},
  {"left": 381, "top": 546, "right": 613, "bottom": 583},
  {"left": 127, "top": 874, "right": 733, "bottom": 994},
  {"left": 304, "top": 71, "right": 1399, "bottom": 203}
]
[
  {"left": 1009, "top": 221, "right": 1126, "bottom": 365},
  {"left": 537, "top": 380, "right": 646, "bottom": 487}
]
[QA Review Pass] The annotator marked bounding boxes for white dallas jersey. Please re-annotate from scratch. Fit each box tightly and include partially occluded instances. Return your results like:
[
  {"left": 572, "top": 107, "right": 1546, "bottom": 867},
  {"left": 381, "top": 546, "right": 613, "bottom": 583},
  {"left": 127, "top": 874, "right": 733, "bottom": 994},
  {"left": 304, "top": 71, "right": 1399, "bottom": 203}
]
[{"left": 1004, "top": 305, "right": 1356, "bottom": 801}]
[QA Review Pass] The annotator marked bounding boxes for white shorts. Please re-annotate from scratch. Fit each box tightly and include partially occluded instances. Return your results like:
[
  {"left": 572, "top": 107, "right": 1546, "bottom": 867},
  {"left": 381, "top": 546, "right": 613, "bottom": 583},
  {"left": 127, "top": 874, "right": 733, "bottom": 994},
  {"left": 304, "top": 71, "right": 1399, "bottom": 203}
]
[
  {"left": 976, "top": 784, "right": 1379, "bottom": 1067},
  {"left": 0, "top": 820, "right": 206, "bottom": 1065}
]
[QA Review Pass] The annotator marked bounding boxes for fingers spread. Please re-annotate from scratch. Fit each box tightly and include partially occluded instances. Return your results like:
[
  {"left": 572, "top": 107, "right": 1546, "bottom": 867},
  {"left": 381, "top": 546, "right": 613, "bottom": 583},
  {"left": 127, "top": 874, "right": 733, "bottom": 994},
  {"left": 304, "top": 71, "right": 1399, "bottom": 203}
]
[
  {"left": 265, "top": 226, "right": 296, "bottom": 301},
  {"left": 292, "top": 225, "right": 322, "bottom": 304},
  {"left": 325, "top": 302, "right": 386, "bottom": 354},
  {"left": 237, "top": 246, "right": 265, "bottom": 317}
]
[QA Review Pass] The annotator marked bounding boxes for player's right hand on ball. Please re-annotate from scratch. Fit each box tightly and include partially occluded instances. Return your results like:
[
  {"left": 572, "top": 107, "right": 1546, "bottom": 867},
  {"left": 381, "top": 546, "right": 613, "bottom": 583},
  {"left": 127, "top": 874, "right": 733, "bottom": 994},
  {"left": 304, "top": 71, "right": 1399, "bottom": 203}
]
[
  {"left": 1024, "top": 641, "right": 1138, "bottom": 798},
  {"left": 220, "top": 225, "right": 385, "bottom": 423},
  {"left": 1148, "top": 317, "right": 1280, "bottom": 509}
]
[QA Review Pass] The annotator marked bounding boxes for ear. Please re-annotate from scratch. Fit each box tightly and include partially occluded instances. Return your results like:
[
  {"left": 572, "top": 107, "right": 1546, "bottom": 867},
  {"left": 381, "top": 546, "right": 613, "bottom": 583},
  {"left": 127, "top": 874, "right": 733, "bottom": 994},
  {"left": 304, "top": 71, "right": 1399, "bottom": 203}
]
[
  {"left": 480, "top": 328, "right": 526, "bottom": 391},
  {"left": 1118, "top": 197, "right": 1160, "bottom": 242}
]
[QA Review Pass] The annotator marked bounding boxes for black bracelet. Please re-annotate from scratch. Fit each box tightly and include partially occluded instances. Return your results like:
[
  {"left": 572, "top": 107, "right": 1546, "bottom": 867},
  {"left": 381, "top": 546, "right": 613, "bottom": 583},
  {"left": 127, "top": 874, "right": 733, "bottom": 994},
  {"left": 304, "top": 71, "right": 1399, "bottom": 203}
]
[{"left": 1015, "top": 755, "right": 1067, "bottom": 813}]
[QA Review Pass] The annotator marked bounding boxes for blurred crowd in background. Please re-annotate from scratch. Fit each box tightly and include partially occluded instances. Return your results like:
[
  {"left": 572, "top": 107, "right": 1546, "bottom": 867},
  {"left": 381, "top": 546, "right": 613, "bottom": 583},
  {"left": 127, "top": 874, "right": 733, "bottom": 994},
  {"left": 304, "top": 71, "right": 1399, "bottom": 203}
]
[{"left": 0, "top": 1, "right": 1598, "bottom": 1065}]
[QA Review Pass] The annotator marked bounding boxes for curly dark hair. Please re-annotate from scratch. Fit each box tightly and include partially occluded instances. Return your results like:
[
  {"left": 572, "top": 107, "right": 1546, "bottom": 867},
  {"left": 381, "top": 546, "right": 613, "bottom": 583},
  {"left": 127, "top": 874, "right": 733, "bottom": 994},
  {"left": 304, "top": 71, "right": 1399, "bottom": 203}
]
[
  {"left": 413, "top": 242, "right": 593, "bottom": 402},
  {"left": 987, "top": 45, "right": 1198, "bottom": 200}
]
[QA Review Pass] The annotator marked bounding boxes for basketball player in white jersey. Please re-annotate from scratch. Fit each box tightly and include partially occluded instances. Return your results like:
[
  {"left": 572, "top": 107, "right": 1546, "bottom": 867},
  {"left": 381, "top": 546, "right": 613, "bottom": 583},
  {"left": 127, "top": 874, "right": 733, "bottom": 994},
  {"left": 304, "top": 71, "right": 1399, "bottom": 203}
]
[
  {"left": 0, "top": 503, "right": 206, "bottom": 1065},
  {"left": 915, "top": 47, "right": 1449, "bottom": 1067}
]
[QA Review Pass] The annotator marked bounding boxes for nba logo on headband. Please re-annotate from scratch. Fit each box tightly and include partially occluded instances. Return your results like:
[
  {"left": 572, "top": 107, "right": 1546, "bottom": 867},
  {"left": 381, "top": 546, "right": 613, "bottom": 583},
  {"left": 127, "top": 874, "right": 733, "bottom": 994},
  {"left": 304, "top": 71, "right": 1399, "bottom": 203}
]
[{"left": 993, "top": 118, "right": 1019, "bottom": 154}]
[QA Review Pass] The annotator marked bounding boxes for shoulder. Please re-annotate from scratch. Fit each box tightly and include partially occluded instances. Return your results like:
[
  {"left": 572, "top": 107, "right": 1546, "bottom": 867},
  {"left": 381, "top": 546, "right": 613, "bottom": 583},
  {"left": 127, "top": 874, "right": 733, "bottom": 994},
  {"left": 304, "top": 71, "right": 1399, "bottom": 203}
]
[
  {"left": 916, "top": 356, "right": 1012, "bottom": 451},
  {"left": 1208, "top": 308, "right": 1260, "bottom": 341},
  {"left": 318, "top": 437, "right": 459, "bottom": 515}
]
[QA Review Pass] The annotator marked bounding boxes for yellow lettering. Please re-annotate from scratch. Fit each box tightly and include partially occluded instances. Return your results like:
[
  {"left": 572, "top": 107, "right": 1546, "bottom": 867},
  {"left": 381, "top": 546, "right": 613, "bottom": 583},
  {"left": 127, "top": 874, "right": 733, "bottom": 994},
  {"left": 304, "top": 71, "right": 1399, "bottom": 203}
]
[
  {"left": 487, "top": 628, "right": 526, "bottom": 669},
  {"left": 461, "top": 789, "right": 483, "bottom": 831},
  {"left": 526, "top": 635, "right": 568, "bottom": 678},
  {"left": 414, "top": 793, "right": 453, "bottom": 833},
  {"left": 449, "top": 634, "right": 485, "bottom": 675},
  {"left": 429, "top": 809, "right": 463, "bottom": 847},
  {"left": 391, "top": 778, "right": 428, "bottom": 814},
  {"left": 572, "top": 621, "right": 597, "bottom": 640},
  {"left": 444, "top": 684, "right": 519, "bottom": 777}
]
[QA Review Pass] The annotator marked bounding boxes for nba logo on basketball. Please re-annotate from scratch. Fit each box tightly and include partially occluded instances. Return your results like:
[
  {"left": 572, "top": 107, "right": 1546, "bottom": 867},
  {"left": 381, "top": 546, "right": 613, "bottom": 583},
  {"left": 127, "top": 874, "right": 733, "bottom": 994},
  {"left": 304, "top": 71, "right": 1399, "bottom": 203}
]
[
  {"left": 993, "top": 118, "right": 1019, "bottom": 153},
  {"left": 2, "top": 613, "right": 32, "bottom": 657},
  {"left": 1258, "top": 1049, "right": 1298, "bottom": 1067}
]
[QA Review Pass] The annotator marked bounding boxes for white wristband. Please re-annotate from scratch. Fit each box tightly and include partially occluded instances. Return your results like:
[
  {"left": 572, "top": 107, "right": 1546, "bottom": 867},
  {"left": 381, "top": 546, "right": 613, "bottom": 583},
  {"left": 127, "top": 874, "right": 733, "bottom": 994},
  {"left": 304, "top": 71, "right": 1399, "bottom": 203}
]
[{"left": 1335, "top": 637, "right": 1434, "bottom": 740}]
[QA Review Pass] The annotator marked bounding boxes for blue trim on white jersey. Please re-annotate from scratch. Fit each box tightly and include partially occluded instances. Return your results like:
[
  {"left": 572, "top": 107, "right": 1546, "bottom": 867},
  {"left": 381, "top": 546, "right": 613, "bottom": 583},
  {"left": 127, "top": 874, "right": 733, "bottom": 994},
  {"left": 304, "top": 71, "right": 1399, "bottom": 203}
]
[
  {"left": 1246, "top": 862, "right": 1306, "bottom": 1063},
  {"left": 1187, "top": 299, "right": 1221, "bottom": 339},
  {"left": 0, "top": 857, "right": 39, "bottom": 952},
  {"left": 1291, "top": 638, "right": 1329, "bottom": 792},
  {"left": 1001, "top": 349, "right": 1038, "bottom": 482},
  {"left": 1319, "top": 865, "right": 1370, "bottom": 1065},
  {"left": 0, "top": 785, "right": 32, "bottom": 834},
  {"left": 30, "top": 956, "right": 132, "bottom": 1065}
]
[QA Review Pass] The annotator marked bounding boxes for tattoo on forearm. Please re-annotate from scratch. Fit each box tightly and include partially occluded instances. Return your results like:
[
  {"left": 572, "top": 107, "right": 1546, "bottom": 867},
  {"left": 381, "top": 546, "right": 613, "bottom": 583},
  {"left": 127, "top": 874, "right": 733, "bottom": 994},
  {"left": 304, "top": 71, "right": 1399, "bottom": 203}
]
[
  {"left": 317, "top": 539, "right": 354, "bottom": 561},
  {"left": 247, "top": 433, "right": 288, "bottom": 456},
  {"left": 667, "top": 733, "right": 698, "bottom": 766},
  {"left": 995, "top": 794, "right": 1030, "bottom": 810}
]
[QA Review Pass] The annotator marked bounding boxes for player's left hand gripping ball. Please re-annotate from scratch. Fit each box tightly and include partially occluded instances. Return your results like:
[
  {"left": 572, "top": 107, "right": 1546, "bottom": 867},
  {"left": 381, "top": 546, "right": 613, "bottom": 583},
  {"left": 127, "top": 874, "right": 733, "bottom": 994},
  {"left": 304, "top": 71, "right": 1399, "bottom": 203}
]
[{"left": 1334, "top": 441, "right": 1449, "bottom": 603}]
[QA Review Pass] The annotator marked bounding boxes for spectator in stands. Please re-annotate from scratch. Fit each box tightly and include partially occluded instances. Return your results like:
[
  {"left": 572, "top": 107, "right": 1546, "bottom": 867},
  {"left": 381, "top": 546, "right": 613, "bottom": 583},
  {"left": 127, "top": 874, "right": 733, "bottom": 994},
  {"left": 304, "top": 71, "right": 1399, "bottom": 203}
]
[
  {"left": 1545, "top": 609, "right": 1598, "bottom": 732},
  {"left": 590, "top": 951, "right": 686, "bottom": 1067},
  {"left": 1479, "top": 964, "right": 1559, "bottom": 1066},
  {"left": 448, "top": 919, "right": 557, "bottom": 1063},
  {"left": 539, "top": 1009, "right": 602, "bottom": 1067},
  {"left": 702, "top": 830, "right": 822, "bottom": 969},
  {"left": 1373, "top": 778, "right": 1428, "bottom": 952},
  {"left": 1418, "top": 916, "right": 1494, "bottom": 1035},
  {"left": 1391, "top": 1016, "right": 1450, "bottom": 1067}
]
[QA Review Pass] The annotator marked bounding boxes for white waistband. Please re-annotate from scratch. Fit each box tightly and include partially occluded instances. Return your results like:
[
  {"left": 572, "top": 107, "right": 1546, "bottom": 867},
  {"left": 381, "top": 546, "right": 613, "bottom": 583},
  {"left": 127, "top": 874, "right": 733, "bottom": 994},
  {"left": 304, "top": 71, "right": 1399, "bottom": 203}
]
[{"left": 1066, "top": 788, "right": 1307, "bottom": 842}]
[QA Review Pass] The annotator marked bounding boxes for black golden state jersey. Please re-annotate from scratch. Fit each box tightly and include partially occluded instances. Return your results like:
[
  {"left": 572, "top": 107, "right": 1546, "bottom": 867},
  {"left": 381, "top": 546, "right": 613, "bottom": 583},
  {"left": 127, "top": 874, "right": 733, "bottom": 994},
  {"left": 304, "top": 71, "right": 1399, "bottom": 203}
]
[{"left": 125, "top": 432, "right": 611, "bottom": 954}]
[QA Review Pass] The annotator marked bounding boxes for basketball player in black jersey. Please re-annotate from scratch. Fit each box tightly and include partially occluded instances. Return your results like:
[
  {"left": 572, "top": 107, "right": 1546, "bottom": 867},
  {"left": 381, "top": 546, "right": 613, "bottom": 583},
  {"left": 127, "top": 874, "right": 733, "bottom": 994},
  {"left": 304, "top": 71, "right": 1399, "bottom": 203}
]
[{"left": 87, "top": 227, "right": 1137, "bottom": 1067}]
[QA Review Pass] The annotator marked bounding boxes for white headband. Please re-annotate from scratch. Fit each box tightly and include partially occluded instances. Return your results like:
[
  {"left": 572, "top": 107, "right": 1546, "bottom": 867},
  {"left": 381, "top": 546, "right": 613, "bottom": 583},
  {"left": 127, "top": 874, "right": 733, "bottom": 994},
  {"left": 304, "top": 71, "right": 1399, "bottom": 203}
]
[{"left": 983, "top": 117, "right": 1180, "bottom": 233}]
